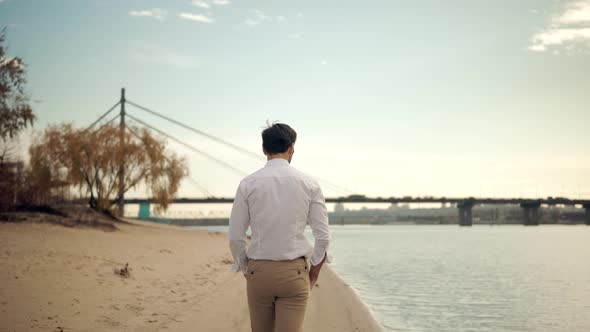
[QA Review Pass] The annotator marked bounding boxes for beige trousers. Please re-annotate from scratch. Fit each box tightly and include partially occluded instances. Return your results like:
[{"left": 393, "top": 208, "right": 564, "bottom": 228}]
[{"left": 246, "top": 257, "right": 310, "bottom": 332}]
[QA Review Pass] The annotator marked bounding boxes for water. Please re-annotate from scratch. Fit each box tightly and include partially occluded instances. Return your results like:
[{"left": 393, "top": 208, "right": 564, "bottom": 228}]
[{"left": 192, "top": 225, "right": 590, "bottom": 331}]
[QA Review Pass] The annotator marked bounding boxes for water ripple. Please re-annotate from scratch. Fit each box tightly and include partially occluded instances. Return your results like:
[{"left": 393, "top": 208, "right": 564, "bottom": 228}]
[{"left": 325, "top": 225, "right": 590, "bottom": 332}]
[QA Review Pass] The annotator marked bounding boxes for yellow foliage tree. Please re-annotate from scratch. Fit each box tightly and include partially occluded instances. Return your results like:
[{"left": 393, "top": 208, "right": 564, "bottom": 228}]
[
  {"left": 0, "top": 28, "right": 35, "bottom": 158},
  {"left": 29, "top": 123, "right": 188, "bottom": 214}
]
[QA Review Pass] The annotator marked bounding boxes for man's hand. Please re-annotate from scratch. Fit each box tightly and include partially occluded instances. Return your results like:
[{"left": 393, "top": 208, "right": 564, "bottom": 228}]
[
  {"left": 308, "top": 252, "right": 327, "bottom": 290},
  {"left": 309, "top": 272, "right": 319, "bottom": 289}
]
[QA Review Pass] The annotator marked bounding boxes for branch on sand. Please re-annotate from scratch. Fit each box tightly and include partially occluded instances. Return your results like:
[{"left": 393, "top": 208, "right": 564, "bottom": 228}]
[{"left": 114, "top": 262, "right": 131, "bottom": 278}]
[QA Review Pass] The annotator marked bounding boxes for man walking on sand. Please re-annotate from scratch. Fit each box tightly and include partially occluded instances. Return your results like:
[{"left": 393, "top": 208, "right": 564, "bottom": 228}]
[{"left": 228, "top": 122, "right": 331, "bottom": 332}]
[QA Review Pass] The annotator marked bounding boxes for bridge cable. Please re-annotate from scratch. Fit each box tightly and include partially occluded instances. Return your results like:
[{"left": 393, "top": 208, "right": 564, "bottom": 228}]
[
  {"left": 126, "top": 120, "right": 347, "bottom": 198},
  {"left": 309, "top": 175, "right": 353, "bottom": 196},
  {"left": 125, "top": 126, "right": 215, "bottom": 199},
  {"left": 186, "top": 177, "right": 215, "bottom": 199},
  {"left": 93, "top": 113, "right": 120, "bottom": 132},
  {"left": 126, "top": 100, "right": 352, "bottom": 195},
  {"left": 125, "top": 113, "right": 248, "bottom": 177},
  {"left": 126, "top": 100, "right": 262, "bottom": 161},
  {"left": 86, "top": 101, "right": 121, "bottom": 131}
]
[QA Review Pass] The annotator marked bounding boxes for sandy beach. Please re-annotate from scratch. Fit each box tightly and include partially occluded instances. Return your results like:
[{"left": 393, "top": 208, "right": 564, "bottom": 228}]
[{"left": 0, "top": 219, "right": 382, "bottom": 332}]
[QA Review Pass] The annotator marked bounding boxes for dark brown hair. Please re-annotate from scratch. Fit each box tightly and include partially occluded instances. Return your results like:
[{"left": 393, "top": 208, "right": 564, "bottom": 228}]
[{"left": 261, "top": 122, "right": 297, "bottom": 155}]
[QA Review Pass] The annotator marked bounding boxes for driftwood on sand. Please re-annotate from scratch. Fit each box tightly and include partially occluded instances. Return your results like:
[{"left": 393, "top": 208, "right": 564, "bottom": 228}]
[{"left": 114, "top": 263, "right": 131, "bottom": 278}]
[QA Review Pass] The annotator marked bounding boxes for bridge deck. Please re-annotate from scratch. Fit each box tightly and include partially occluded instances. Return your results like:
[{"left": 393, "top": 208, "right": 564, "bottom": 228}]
[{"left": 123, "top": 197, "right": 590, "bottom": 206}]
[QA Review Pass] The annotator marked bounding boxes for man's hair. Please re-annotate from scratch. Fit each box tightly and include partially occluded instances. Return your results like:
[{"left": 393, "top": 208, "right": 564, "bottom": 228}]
[{"left": 261, "top": 122, "right": 297, "bottom": 155}]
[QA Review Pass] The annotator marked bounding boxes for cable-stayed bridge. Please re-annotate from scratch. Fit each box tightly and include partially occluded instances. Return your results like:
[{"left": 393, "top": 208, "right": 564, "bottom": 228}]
[{"left": 88, "top": 89, "right": 590, "bottom": 226}]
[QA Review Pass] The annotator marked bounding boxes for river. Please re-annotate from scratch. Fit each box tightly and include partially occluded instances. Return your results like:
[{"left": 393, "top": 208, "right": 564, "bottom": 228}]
[{"left": 191, "top": 224, "right": 590, "bottom": 331}]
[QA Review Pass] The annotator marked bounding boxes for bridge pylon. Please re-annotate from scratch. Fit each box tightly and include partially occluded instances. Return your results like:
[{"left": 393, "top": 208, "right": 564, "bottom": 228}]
[
  {"left": 457, "top": 198, "right": 476, "bottom": 226},
  {"left": 117, "top": 88, "right": 126, "bottom": 217},
  {"left": 520, "top": 201, "right": 541, "bottom": 226}
]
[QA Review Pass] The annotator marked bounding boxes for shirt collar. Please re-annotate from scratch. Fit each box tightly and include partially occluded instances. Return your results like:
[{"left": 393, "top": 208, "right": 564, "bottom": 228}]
[{"left": 265, "top": 158, "right": 290, "bottom": 167}]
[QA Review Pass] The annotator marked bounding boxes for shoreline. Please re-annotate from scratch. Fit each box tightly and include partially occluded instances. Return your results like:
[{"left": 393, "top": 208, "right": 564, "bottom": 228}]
[
  {"left": 192, "top": 224, "right": 384, "bottom": 330},
  {"left": 310, "top": 265, "right": 383, "bottom": 331},
  {"left": 134, "top": 216, "right": 590, "bottom": 227},
  {"left": 0, "top": 219, "right": 382, "bottom": 331}
]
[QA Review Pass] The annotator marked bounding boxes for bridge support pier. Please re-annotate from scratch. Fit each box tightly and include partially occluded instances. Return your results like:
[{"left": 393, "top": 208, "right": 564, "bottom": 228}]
[
  {"left": 457, "top": 199, "right": 476, "bottom": 226},
  {"left": 138, "top": 202, "right": 151, "bottom": 220},
  {"left": 584, "top": 204, "right": 590, "bottom": 225},
  {"left": 521, "top": 201, "right": 541, "bottom": 226}
]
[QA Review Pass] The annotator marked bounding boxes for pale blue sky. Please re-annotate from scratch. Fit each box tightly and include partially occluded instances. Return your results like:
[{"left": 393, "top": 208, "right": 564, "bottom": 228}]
[{"left": 1, "top": 0, "right": 589, "bottom": 198}]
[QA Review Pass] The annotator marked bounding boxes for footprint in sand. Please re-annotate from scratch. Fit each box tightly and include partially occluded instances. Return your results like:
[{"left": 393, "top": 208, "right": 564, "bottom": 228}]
[
  {"left": 29, "top": 318, "right": 40, "bottom": 328},
  {"left": 97, "top": 316, "right": 122, "bottom": 328},
  {"left": 125, "top": 304, "right": 144, "bottom": 314}
]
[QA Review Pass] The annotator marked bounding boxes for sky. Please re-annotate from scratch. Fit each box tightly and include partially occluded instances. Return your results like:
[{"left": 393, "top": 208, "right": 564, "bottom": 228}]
[{"left": 1, "top": 0, "right": 589, "bottom": 199}]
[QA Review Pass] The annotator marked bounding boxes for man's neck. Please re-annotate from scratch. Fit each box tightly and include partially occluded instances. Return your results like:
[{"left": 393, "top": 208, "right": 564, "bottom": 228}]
[{"left": 267, "top": 154, "right": 290, "bottom": 163}]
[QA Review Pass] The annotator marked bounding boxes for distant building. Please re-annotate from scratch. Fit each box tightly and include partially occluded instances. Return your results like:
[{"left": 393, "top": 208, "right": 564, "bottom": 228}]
[{"left": 333, "top": 202, "right": 345, "bottom": 214}]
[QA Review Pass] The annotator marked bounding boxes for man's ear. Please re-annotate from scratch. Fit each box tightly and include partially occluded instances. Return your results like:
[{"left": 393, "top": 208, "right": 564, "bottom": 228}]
[{"left": 262, "top": 146, "right": 268, "bottom": 156}]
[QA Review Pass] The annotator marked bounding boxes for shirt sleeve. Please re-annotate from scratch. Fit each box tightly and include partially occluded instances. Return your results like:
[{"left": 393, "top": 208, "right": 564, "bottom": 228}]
[
  {"left": 307, "top": 182, "right": 332, "bottom": 266},
  {"left": 228, "top": 182, "right": 250, "bottom": 274}
]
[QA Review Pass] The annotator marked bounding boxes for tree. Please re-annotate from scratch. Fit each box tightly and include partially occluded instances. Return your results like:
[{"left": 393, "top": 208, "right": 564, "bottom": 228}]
[
  {"left": 0, "top": 28, "right": 34, "bottom": 211},
  {"left": 0, "top": 28, "right": 35, "bottom": 160},
  {"left": 29, "top": 123, "right": 188, "bottom": 214}
]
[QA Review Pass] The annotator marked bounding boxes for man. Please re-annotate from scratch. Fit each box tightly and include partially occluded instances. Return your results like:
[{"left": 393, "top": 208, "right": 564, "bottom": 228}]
[{"left": 228, "top": 122, "right": 331, "bottom": 332}]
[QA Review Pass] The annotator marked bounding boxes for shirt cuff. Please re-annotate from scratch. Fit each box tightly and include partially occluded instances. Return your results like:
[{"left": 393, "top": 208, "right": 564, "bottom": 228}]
[
  {"left": 310, "top": 239, "right": 331, "bottom": 266},
  {"left": 230, "top": 257, "right": 249, "bottom": 274}
]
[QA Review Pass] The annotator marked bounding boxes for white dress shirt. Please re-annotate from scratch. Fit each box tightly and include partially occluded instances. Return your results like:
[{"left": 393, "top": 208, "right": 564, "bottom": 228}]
[{"left": 228, "top": 158, "right": 331, "bottom": 274}]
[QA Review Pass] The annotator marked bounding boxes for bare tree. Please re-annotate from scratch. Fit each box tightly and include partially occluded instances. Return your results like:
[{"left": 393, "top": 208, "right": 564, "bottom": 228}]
[
  {"left": 29, "top": 123, "right": 188, "bottom": 214},
  {"left": 0, "top": 141, "right": 13, "bottom": 164}
]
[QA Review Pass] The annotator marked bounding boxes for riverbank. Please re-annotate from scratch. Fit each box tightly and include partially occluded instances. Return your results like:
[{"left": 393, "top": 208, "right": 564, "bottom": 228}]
[{"left": 0, "top": 218, "right": 382, "bottom": 331}]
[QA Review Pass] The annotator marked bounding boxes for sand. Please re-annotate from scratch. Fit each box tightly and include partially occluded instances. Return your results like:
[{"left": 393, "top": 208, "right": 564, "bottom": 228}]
[{"left": 0, "top": 219, "right": 382, "bottom": 332}]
